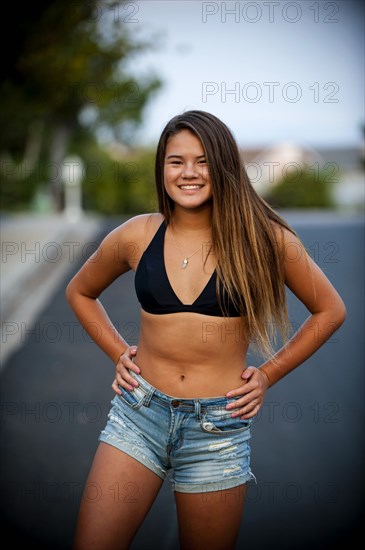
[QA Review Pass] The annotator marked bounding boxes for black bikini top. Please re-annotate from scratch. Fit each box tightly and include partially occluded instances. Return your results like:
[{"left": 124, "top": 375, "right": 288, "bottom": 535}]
[{"left": 134, "top": 219, "right": 243, "bottom": 317}]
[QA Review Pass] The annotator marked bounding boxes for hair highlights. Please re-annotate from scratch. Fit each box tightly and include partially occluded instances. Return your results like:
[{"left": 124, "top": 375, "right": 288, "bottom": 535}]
[{"left": 155, "top": 110, "right": 299, "bottom": 359}]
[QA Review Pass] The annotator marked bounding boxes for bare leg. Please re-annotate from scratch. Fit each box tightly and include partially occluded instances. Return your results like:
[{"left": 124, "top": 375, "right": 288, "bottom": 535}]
[
  {"left": 73, "top": 442, "right": 164, "bottom": 550},
  {"left": 175, "top": 483, "right": 247, "bottom": 550}
]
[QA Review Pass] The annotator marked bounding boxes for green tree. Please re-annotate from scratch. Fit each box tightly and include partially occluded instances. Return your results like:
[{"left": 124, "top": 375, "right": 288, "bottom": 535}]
[
  {"left": 0, "top": 0, "right": 162, "bottom": 211},
  {"left": 77, "top": 140, "right": 158, "bottom": 215},
  {"left": 264, "top": 166, "right": 335, "bottom": 209}
]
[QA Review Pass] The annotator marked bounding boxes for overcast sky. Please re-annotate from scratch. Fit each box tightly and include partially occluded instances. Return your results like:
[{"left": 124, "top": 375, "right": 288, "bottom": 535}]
[{"left": 119, "top": 0, "right": 364, "bottom": 149}]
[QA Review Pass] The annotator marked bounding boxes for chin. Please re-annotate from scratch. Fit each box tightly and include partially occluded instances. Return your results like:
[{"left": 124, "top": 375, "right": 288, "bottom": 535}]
[{"left": 181, "top": 201, "right": 212, "bottom": 210}]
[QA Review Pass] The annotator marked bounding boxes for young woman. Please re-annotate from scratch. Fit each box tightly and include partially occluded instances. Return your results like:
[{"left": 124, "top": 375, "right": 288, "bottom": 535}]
[{"left": 66, "top": 110, "right": 346, "bottom": 550}]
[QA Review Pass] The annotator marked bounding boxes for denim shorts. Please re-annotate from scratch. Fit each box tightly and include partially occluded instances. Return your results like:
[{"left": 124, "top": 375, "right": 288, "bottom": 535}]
[{"left": 98, "top": 371, "right": 257, "bottom": 494}]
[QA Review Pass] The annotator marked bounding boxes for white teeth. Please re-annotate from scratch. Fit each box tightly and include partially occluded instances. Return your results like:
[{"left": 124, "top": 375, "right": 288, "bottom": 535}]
[{"left": 179, "top": 185, "right": 203, "bottom": 189}]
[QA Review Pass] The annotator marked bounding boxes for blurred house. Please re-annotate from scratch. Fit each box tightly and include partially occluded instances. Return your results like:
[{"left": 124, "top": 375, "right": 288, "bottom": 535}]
[
  {"left": 240, "top": 142, "right": 365, "bottom": 209},
  {"left": 318, "top": 145, "right": 365, "bottom": 208}
]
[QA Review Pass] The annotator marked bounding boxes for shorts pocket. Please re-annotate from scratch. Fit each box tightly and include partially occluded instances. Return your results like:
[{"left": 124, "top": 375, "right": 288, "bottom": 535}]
[
  {"left": 200, "top": 405, "right": 252, "bottom": 435},
  {"left": 118, "top": 384, "right": 146, "bottom": 409}
]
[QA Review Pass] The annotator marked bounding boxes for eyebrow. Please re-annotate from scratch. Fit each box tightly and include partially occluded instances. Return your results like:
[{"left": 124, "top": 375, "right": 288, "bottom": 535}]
[{"left": 166, "top": 154, "right": 206, "bottom": 160}]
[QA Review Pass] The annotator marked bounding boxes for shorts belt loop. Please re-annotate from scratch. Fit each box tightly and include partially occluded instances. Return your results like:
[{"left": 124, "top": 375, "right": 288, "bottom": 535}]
[
  {"left": 194, "top": 400, "right": 201, "bottom": 420},
  {"left": 144, "top": 387, "right": 155, "bottom": 407}
]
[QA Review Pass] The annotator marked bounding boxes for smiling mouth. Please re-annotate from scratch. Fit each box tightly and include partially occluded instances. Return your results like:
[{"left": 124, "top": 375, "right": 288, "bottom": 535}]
[{"left": 178, "top": 185, "right": 204, "bottom": 190}]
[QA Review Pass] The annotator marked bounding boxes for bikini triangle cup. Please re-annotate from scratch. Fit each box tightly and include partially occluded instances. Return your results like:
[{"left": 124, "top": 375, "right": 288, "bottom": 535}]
[{"left": 134, "top": 219, "right": 243, "bottom": 317}]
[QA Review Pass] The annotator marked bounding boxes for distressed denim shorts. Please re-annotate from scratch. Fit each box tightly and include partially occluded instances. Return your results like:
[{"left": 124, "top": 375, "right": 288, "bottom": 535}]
[{"left": 98, "top": 371, "right": 256, "bottom": 494}]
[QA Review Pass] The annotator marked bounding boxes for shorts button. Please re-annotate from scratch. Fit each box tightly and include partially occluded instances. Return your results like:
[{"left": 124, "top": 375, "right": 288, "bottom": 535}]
[{"left": 171, "top": 400, "right": 180, "bottom": 407}]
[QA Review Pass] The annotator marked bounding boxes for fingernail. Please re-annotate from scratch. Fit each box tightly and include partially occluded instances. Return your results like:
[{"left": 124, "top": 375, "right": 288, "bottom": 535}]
[
  {"left": 133, "top": 380, "right": 138, "bottom": 386},
  {"left": 136, "top": 368, "right": 140, "bottom": 373},
  {"left": 226, "top": 392, "right": 233, "bottom": 397}
]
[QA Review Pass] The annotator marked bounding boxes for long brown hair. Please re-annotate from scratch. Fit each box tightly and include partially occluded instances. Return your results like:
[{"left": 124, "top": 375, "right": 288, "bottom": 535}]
[{"left": 155, "top": 110, "right": 299, "bottom": 359}]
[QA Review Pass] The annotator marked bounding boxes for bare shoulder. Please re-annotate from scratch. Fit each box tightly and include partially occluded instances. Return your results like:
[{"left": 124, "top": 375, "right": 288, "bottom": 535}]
[
  {"left": 270, "top": 220, "right": 303, "bottom": 252},
  {"left": 66, "top": 213, "right": 165, "bottom": 297},
  {"left": 109, "top": 212, "right": 164, "bottom": 242},
  {"left": 106, "top": 212, "right": 164, "bottom": 269}
]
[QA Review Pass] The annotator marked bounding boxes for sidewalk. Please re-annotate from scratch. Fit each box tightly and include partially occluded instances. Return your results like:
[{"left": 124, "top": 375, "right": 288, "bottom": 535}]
[{"left": 0, "top": 211, "right": 103, "bottom": 367}]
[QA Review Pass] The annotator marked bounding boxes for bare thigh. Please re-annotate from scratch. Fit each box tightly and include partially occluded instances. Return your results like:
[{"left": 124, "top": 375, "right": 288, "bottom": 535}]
[
  {"left": 175, "top": 483, "right": 248, "bottom": 550},
  {"left": 73, "top": 442, "right": 164, "bottom": 550}
]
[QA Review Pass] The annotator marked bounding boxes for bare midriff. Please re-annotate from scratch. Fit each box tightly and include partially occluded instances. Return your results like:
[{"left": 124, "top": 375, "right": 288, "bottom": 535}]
[{"left": 133, "top": 309, "right": 251, "bottom": 398}]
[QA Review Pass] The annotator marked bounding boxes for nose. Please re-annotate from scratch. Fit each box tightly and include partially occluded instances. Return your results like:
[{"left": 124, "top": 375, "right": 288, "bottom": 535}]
[{"left": 182, "top": 164, "right": 198, "bottom": 179}]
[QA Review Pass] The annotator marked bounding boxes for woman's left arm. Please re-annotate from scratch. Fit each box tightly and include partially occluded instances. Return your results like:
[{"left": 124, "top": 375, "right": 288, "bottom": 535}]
[{"left": 226, "top": 227, "right": 347, "bottom": 419}]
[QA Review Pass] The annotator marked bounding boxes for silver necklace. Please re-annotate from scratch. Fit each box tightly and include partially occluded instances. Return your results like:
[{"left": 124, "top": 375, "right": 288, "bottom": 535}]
[{"left": 170, "top": 225, "right": 206, "bottom": 269}]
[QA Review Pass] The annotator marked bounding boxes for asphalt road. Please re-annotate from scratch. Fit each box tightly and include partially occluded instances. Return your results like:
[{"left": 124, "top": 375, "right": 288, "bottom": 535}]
[{"left": 1, "top": 212, "right": 364, "bottom": 549}]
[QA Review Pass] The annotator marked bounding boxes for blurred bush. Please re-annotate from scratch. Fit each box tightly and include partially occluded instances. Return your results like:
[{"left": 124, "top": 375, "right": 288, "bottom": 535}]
[
  {"left": 263, "top": 166, "right": 335, "bottom": 208},
  {"left": 80, "top": 142, "right": 158, "bottom": 215}
]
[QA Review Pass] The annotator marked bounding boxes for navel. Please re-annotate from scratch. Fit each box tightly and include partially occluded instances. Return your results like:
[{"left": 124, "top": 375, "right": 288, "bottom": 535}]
[{"left": 180, "top": 375, "right": 185, "bottom": 382}]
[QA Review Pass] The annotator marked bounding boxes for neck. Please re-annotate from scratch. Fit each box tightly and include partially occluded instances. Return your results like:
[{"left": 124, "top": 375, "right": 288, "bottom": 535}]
[{"left": 169, "top": 205, "right": 212, "bottom": 234}]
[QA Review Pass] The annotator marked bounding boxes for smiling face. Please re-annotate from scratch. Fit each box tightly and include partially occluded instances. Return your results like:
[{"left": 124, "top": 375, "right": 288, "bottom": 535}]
[{"left": 163, "top": 129, "right": 213, "bottom": 211}]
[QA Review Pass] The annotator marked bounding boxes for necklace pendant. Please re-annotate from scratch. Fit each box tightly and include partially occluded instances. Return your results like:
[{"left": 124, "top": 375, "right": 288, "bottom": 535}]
[{"left": 182, "top": 258, "right": 188, "bottom": 269}]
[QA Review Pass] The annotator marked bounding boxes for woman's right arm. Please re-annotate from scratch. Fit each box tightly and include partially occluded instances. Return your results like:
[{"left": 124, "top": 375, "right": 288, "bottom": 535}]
[{"left": 65, "top": 215, "right": 147, "bottom": 365}]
